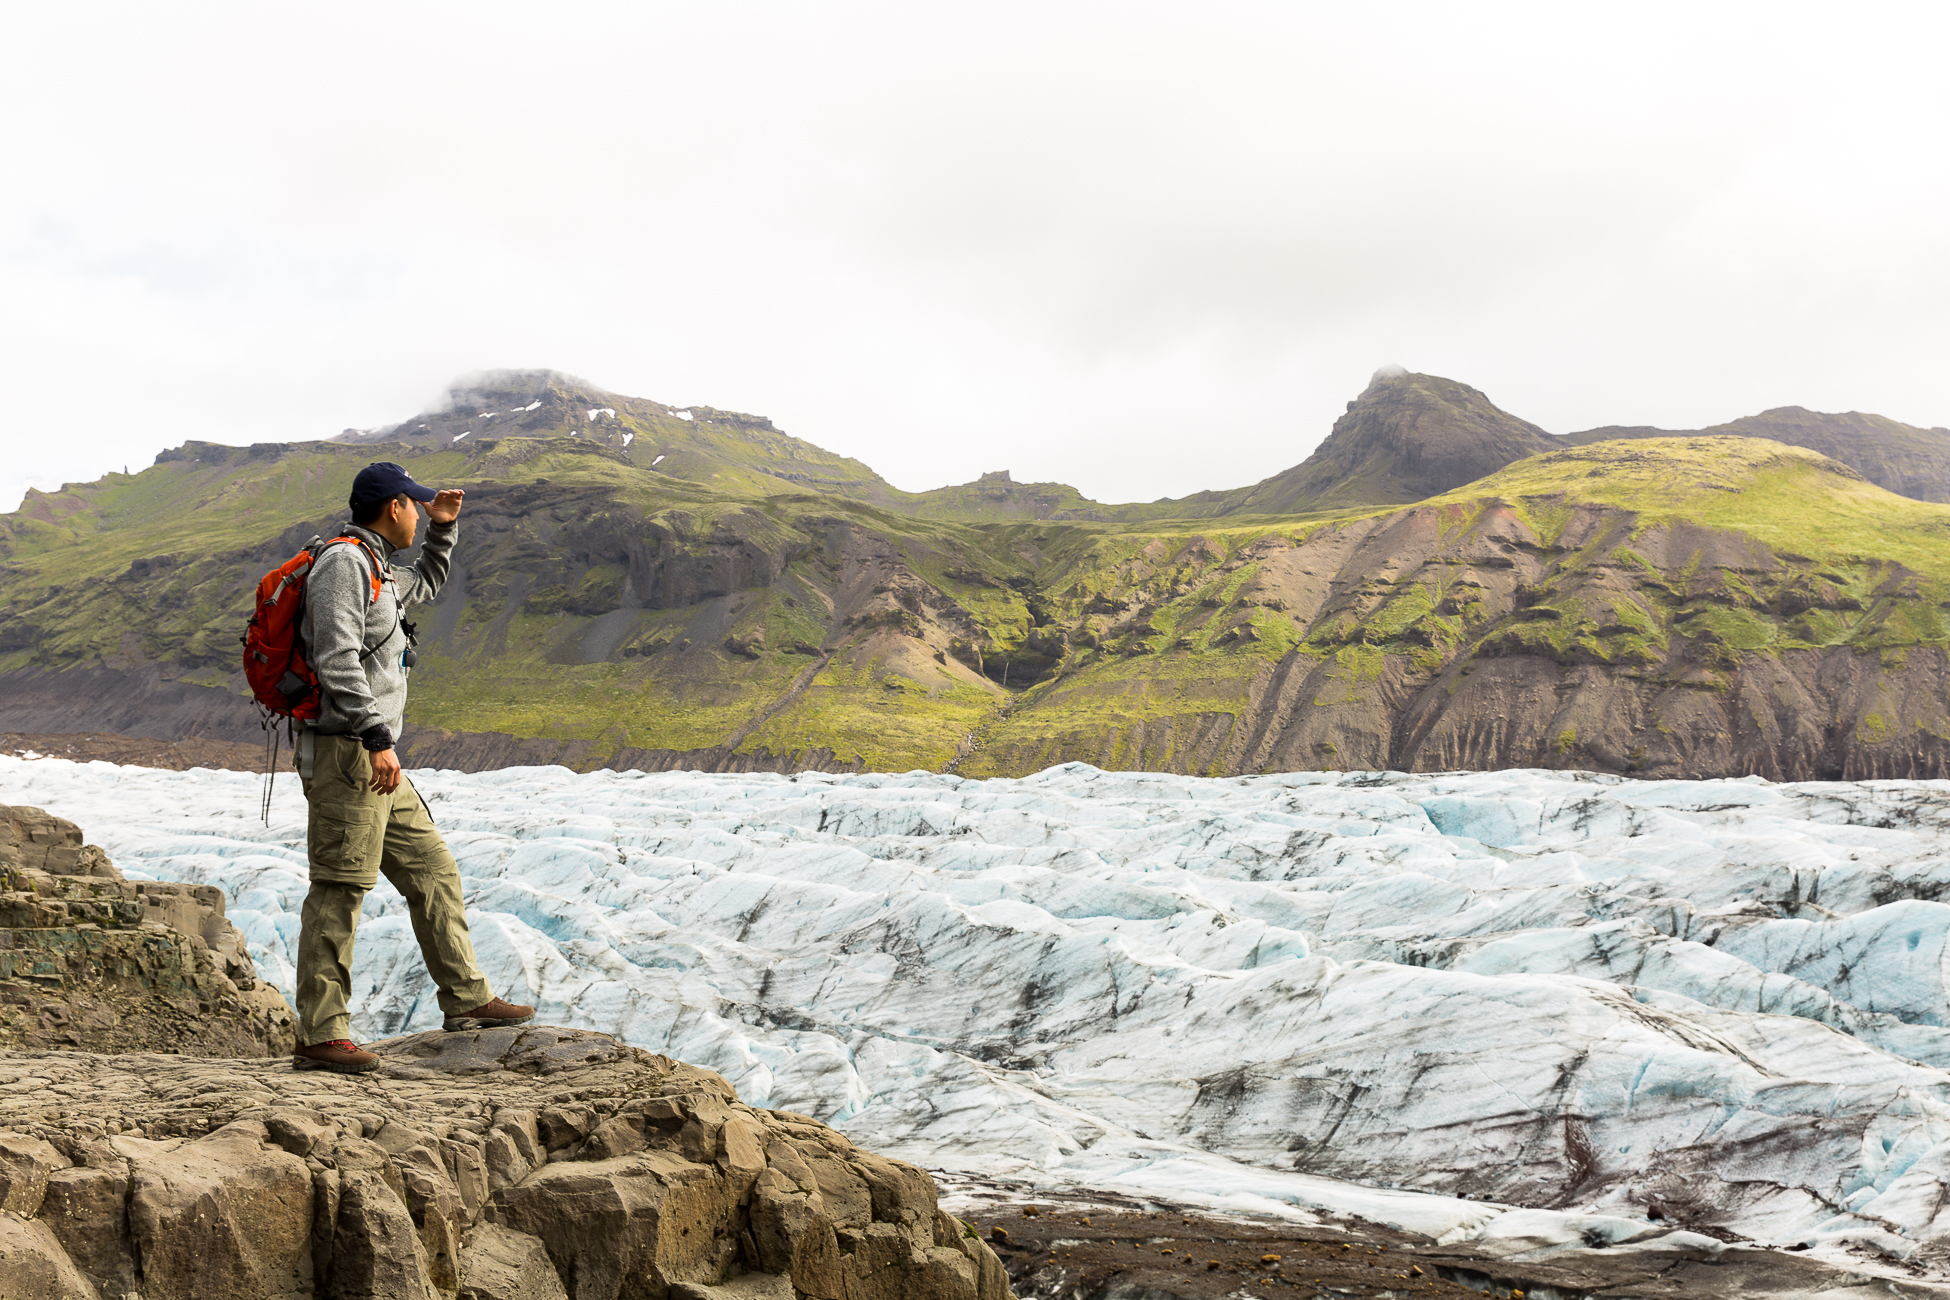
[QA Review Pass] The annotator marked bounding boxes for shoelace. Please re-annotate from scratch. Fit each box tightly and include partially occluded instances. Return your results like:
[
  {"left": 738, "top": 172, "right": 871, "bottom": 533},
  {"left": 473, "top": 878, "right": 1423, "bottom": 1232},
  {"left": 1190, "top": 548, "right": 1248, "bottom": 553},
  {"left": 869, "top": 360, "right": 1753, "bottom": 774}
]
[{"left": 313, "top": 1039, "right": 361, "bottom": 1053}]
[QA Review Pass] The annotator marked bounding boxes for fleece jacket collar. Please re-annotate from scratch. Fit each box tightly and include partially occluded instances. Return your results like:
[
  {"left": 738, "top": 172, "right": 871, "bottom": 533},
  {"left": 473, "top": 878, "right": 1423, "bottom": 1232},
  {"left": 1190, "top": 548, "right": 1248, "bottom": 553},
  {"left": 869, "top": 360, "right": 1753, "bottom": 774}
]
[{"left": 337, "top": 523, "right": 399, "bottom": 566}]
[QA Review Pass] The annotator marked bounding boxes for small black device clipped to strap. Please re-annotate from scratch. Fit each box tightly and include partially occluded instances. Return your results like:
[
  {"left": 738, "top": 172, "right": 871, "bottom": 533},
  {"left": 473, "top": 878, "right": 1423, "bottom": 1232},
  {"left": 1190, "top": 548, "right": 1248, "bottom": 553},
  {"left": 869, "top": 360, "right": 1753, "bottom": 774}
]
[{"left": 401, "top": 618, "right": 420, "bottom": 669}]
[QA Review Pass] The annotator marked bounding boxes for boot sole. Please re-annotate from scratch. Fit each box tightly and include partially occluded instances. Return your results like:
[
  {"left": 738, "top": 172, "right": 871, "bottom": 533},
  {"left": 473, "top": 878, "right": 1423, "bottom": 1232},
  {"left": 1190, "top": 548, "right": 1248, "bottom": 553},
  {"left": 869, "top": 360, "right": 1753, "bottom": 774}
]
[
  {"left": 292, "top": 1055, "right": 379, "bottom": 1074},
  {"left": 442, "top": 1013, "right": 536, "bottom": 1032}
]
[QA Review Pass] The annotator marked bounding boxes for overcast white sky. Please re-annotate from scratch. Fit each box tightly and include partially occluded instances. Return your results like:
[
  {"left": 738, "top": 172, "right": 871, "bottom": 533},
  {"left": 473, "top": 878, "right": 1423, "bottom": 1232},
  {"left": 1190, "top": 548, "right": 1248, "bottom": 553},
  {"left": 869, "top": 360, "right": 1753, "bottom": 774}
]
[{"left": 2, "top": 2, "right": 1946, "bottom": 513}]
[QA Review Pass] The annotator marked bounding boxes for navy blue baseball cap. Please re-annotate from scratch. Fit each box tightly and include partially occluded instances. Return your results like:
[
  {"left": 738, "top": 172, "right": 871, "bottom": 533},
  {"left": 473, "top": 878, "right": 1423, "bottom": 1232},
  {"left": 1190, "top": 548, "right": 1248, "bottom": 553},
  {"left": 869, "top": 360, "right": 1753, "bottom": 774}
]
[{"left": 349, "top": 462, "right": 438, "bottom": 511}]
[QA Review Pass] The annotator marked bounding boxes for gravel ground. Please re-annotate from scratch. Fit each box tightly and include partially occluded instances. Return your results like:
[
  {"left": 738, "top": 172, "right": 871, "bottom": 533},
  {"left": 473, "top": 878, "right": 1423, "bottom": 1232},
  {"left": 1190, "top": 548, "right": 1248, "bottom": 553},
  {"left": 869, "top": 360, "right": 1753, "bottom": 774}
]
[
  {"left": 0, "top": 731, "right": 274, "bottom": 771},
  {"left": 941, "top": 1183, "right": 1950, "bottom": 1300}
]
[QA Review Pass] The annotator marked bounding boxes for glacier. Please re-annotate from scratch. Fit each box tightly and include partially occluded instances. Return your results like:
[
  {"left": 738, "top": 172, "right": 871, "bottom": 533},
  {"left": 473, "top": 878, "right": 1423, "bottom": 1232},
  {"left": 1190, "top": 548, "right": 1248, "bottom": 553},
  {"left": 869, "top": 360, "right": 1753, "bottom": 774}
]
[{"left": 10, "top": 756, "right": 1950, "bottom": 1267}]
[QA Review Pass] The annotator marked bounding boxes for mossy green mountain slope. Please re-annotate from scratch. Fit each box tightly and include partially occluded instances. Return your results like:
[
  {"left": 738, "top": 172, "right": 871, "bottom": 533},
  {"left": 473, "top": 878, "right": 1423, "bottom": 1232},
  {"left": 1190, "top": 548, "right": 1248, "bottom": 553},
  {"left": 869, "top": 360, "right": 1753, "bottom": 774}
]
[
  {"left": 7, "top": 375, "right": 1950, "bottom": 780},
  {"left": 1563, "top": 407, "right": 1950, "bottom": 504},
  {"left": 953, "top": 439, "right": 1950, "bottom": 779},
  {"left": 0, "top": 436, "right": 1036, "bottom": 771}
]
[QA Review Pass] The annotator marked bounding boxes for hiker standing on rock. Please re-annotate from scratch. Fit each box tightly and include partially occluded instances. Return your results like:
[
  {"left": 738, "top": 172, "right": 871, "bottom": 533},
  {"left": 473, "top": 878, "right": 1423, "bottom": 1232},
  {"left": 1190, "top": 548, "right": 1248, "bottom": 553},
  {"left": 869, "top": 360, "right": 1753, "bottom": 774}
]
[{"left": 292, "top": 461, "right": 533, "bottom": 1073}]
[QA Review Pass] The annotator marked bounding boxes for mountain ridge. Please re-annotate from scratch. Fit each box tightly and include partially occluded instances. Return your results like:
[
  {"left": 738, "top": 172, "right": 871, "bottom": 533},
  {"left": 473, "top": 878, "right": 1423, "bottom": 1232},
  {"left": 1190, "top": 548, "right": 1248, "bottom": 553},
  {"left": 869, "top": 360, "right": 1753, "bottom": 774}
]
[
  {"left": 9, "top": 369, "right": 1950, "bottom": 781},
  {"left": 1206, "top": 368, "right": 1559, "bottom": 516},
  {"left": 1563, "top": 404, "right": 1950, "bottom": 504},
  {"left": 145, "top": 367, "right": 1950, "bottom": 523},
  {"left": 329, "top": 368, "right": 899, "bottom": 502}
]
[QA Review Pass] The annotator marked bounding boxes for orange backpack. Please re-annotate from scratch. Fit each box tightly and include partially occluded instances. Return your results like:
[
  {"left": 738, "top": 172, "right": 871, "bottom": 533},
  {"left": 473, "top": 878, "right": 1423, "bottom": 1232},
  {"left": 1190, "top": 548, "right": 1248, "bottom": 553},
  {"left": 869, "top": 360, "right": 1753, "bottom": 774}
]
[{"left": 241, "top": 535, "right": 384, "bottom": 721}]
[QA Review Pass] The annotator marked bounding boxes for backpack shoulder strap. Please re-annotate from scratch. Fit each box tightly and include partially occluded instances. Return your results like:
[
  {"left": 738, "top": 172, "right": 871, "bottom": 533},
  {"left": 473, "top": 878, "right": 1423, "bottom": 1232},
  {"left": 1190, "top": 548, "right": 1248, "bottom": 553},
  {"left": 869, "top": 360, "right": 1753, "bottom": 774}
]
[
  {"left": 316, "top": 535, "right": 384, "bottom": 605},
  {"left": 305, "top": 537, "right": 395, "bottom": 664}
]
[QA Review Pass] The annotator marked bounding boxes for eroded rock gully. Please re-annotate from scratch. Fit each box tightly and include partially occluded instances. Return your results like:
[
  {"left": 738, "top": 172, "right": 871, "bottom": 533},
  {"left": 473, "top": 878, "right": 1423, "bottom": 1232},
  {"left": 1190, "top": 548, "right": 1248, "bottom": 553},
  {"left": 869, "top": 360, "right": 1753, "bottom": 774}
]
[{"left": 0, "top": 1025, "right": 1013, "bottom": 1300}]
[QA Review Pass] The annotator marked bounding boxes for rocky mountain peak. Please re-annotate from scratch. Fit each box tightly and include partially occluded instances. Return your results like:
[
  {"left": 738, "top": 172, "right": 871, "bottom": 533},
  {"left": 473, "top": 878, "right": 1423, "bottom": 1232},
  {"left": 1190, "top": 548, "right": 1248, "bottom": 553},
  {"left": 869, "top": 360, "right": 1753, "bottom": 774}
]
[
  {"left": 327, "top": 368, "right": 668, "bottom": 448},
  {"left": 1333, "top": 369, "right": 1556, "bottom": 482},
  {"left": 1224, "top": 369, "right": 1557, "bottom": 515},
  {"left": 431, "top": 367, "right": 613, "bottom": 415}
]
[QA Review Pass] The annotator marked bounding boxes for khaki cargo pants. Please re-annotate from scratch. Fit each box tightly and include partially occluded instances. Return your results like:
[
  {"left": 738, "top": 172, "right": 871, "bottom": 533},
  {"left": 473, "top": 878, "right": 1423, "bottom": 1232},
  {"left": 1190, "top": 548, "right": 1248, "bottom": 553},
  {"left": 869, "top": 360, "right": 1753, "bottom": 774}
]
[{"left": 296, "top": 732, "right": 493, "bottom": 1045}]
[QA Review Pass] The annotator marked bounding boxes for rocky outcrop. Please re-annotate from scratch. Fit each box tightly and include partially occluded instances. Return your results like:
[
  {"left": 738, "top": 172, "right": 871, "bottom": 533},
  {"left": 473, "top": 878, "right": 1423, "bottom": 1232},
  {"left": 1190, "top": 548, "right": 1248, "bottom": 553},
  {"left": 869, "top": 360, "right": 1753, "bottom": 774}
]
[
  {"left": 1214, "top": 369, "right": 1558, "bottom": 515},
  {"left": 0, "top": 804, "right": 117, "bottom": 881},
  {"left": 0, "top": 804, "right": 295, "bottom": 1056},
  {"left": 0, "top": 1025, "right": 1013, "bottom": 1300}
]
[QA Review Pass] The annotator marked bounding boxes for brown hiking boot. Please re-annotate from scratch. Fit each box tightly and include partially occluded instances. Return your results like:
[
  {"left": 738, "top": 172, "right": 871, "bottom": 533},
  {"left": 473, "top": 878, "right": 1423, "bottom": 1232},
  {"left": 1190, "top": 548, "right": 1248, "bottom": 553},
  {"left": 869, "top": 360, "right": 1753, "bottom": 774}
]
[
  {"left": 294, "top": 1039, "right": 379, "bottom": 1074},
  {"left": 444, "top": 996, "right": 536, "bottom": 1032}
]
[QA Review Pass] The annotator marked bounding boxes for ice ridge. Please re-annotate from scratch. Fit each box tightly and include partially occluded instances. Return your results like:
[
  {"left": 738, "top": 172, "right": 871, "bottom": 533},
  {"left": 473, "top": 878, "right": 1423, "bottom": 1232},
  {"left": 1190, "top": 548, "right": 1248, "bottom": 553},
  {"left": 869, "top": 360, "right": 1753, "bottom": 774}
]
[{"left": 9, "top": 757, "right": 1950, "bottom": 1264}]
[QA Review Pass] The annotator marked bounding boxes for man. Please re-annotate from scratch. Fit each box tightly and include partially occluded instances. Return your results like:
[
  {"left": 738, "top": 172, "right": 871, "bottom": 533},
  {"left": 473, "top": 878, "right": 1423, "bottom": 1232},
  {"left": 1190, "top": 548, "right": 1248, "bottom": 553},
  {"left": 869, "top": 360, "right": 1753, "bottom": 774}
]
[{"left": 293, "top": 461, "right": 533, "bottom": 1073}]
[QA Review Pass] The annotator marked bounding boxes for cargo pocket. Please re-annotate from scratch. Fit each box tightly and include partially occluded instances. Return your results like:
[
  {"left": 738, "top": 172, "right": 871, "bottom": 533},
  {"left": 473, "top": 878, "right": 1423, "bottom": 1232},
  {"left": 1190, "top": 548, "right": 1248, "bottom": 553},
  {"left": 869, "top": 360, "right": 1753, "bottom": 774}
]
[
  {"left": 309, "top": 802, "right": 383, "bottom": 886},
  {"left": 335, "top": 736, "right": 370, "bottom": 791}
]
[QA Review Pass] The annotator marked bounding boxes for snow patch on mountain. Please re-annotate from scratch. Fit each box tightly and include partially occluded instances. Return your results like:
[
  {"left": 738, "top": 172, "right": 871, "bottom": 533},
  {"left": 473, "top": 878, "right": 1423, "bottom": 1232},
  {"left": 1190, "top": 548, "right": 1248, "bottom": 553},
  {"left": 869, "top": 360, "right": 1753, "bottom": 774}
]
[{"left": 9, "top": 757, "right": 1950, "bottom": 1264}]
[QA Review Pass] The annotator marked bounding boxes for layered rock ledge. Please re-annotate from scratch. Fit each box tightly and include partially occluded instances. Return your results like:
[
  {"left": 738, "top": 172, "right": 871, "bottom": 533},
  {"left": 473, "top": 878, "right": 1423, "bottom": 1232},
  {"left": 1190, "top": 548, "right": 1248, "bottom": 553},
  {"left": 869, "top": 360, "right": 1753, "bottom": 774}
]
[
  {"left": 0, "top": 803, "right": 294, "bottom": 1056},
  {"left": 0, "top": 1024, "right": 1012, "bottom": 1300}
]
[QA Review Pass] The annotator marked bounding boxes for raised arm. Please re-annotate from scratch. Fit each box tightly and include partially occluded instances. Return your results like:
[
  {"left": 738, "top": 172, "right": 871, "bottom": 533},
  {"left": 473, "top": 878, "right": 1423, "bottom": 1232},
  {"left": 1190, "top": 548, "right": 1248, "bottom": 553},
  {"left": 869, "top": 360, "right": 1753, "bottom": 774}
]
[{"left": 397, "top": 488, "right": 463, "bottom": 606}]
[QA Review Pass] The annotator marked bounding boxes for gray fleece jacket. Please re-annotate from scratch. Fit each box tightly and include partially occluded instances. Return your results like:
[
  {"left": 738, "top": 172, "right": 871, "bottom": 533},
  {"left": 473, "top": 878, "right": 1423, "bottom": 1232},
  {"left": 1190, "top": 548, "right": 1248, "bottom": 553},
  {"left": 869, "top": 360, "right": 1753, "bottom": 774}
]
[{"left": 300, "top": 518, "right": 456, "bottom": 745}]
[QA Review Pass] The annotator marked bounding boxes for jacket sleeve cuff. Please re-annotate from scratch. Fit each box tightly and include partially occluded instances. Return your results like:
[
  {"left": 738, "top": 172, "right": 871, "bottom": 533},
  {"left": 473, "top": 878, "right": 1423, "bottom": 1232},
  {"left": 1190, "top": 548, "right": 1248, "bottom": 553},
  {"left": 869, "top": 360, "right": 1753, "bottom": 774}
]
[{"left": 360, "top": 725, "right": 395, "bottom": 752}]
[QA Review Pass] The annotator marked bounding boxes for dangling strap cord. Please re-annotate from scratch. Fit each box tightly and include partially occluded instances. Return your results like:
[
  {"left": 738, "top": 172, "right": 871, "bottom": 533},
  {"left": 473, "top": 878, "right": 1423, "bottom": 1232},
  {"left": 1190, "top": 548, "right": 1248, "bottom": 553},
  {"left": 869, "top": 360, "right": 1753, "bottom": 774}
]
[{"left": 260, "top": 708, "right": 280, "bottom": 825}]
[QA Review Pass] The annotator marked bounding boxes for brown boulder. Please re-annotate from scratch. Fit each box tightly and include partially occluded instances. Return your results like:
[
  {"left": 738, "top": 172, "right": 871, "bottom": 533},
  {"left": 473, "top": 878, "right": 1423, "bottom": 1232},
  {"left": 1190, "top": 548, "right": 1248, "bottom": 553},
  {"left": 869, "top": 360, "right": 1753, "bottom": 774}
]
[
  {"left": 494, "top": 1149, "right": 738, "bottom": 1300},
  {"left": 0, "top": 1213, "right": 102, "bottom": 1300},
  {"left": 0, "top": 1025, "right": 1013, "bottom": 1300},
  {"left": 0, "top": 1131, "right": 65, "bottom": 1214},
  {"left": 751, "top": 1162, "right": 846, "bottom": 1298},
  {"left": 459, "top": 1223, "right": 570, "bottom": 1300},
  {"left": 328, "top": 1168, "right": 440, "bottom": 1300},
  {"left": 41, "top": 1162, "right": 135, "bottom": 1297},
  {"left": 0, "top": 804, "right": 113, "bottom": 877},
  {"left": 128, "top": 1119, "right": 314, "bottom": 1299}
]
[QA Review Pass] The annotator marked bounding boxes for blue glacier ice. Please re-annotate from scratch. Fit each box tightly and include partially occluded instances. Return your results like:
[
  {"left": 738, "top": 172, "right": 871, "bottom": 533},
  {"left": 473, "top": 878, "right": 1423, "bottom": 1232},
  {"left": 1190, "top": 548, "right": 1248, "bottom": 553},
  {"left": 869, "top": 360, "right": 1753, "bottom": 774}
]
[{"left": 11, "top": 756, "right": 1950, "bottom": 1263}]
